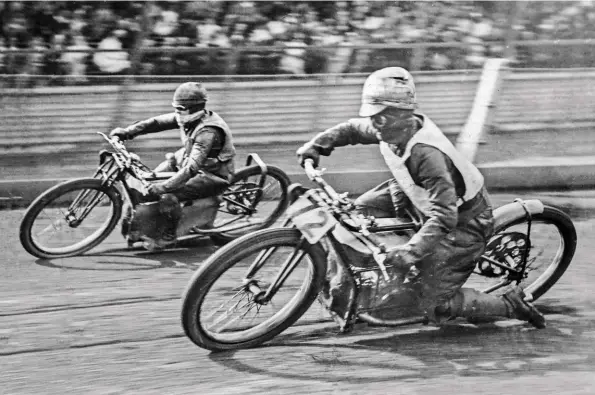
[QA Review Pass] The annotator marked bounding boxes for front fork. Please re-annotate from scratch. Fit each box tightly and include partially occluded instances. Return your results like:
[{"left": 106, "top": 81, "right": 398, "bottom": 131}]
[
  {"left": 243, "top": 230, "right": 308, "bottom": 304},
  {"left": 243, "top": 183, "right": 324, "bottom": 304},
  {"left": 66, "top": 164, "right": 130, "bottom": 227}
]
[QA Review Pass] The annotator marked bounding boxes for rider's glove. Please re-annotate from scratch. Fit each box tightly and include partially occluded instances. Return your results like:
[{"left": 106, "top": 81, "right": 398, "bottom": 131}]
[
  {"left": 147, "top": 182, "right": 168, "bottom": 196},
  {"left": 386, "top": 247, "right": 420, "bottom": 281},
  {"left": 109, "top": 127, "right": 132, "bottom": 141},
  {"left": 296, "top": 144, "right": 320, "bottom": 167}
]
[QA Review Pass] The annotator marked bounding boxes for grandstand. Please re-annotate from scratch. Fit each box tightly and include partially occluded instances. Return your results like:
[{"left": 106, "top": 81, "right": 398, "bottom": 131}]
[{"left": 1, "top": 1, "right": 594, "bottom": 86}]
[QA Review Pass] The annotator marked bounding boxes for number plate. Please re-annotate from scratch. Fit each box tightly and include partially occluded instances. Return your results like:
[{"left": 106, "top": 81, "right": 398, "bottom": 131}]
[{"left": 286, "top": 195, "right": 337, "bottom": 244}]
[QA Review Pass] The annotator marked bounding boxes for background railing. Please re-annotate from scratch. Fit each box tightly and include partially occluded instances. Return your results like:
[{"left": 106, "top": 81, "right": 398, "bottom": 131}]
[{"left": 2, "top": 67, "right": 595, "bottom": 156}]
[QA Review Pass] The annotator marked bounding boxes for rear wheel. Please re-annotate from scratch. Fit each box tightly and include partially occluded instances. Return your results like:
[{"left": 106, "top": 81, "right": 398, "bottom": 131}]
[
  {"left": 19, "top": 178, "right": 122, "bottom": 259},
  {"left": 210, "top": 165, "right": 290, "bottom": 245},
  {"left": 181, "top": 228, "right": 327, "bottom": 351},
  {"left": 465, "top": 206, "right": 577, "bottom": 301}
]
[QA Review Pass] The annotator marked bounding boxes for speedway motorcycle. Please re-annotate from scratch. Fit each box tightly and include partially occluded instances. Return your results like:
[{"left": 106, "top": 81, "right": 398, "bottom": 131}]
[
  {"left": 19, "top": 132, "right": 290, "bottom": 259},
  {"left": 181, "top": 159, "right": 577, "bottom": 351}
]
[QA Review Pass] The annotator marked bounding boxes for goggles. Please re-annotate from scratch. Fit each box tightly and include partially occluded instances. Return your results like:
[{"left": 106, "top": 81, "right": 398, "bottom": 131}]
[{"left": 172, "top": 103, "right": 190, "bottom": 113}]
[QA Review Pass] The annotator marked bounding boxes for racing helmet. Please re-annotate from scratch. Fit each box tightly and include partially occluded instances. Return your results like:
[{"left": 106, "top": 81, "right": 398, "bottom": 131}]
[
  {"left": 359, "top": 67, "right": 417, "bottom": 117},
  {"left": 172, "top": 82, "right": 208, "bottom": 109}
]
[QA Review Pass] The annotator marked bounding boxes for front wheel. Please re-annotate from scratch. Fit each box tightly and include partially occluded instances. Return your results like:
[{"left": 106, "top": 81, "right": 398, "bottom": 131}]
[
  {"left": 466, "top": 205, "right": 577, "bottom": 301},
  {"left": 181, "top": 228, "right": 327, "bottom": 351},
  {"left": 19, "top": 178, "right": 122, "bottom": 259},
  {"left": 209, "top": 165, "right": 290, "bottom": 245}
]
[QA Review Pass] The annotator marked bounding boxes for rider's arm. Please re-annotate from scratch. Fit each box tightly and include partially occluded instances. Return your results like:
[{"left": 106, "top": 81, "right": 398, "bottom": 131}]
[
  {"left": 159, "top": 126, "right": 222, "bottom": 191},
  {"left": 397, "top": 144, "right": 459, "bottom": 265},
  {"left": 306, "top": 118, "right": 380, "bottom": 155},
  {"left": 122, "top": 113, "right": 178, "bottom": 139}
]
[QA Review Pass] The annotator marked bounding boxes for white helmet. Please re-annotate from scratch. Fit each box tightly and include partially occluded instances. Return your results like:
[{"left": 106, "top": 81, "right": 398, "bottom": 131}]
[{"left": 359, "top": 67, "right": 417, "bottom": 117}]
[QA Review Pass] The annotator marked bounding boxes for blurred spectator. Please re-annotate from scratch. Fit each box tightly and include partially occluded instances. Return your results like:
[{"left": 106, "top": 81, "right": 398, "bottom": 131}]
[
  {"left": 279, "top": 31, "right": 307, "bottom": 74},
  {"left": 325, "top": 31, "right": 356, "bottom": 74},
  {"left": 61, "top": 33, "right": 91, "bottom": 84},
  {"left": 210, "top": 28, "right": 231, "bottom": 48},
  {"left": 27, "top": 36, "right": 47, "bottom": 77},
  {"left": 69, "top": 8, "right": 88, "bottom": 35},
  {"left": 197, "top": 17, "right": 223, "bottom": 46},
  {"left": 0, "top": 36, "right": 6, "bottom": 74},
  {"left": 152, "top": 5, "right": 179, "bottom": 37},
  {"left": 42, "top": 33, "right": 68, "bottom": 86},
  {"left": 92, "top": 29, "right": 131, "bottom": 75},
  {"left": 1, "top": 0, "right": 595, "bottom": 79},
  {"left": 428, "top": 51, "right": 452, "bottom": 70},
  {"left": 86, "top": 4, "right": 117, "bottom": 45}
]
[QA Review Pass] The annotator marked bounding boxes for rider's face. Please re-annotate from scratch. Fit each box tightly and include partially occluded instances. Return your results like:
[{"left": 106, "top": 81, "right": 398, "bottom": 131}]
[
  {"left": 172, "top": 104, "right": 205, "bottom": 127},
  {"left": 371, "top": 108, "right": 413, "bottom": 144}
]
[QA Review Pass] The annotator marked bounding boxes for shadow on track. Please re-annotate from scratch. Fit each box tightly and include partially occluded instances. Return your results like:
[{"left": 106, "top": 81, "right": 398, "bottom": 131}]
[
  {"left": 34, "top": 238, "right": 217, "bottom": 271},
  {"left": 205, "top": 300, "right": 592, "bottom": 383}
]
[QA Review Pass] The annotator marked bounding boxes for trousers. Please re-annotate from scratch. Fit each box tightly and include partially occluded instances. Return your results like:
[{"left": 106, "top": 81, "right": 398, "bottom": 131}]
[{"left": 355, "top": 180, "right": 510, "bottom": 323}]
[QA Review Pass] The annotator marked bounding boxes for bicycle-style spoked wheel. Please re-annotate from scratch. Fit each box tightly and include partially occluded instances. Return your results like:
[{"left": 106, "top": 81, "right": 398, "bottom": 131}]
[
  {"left": 19, "top": 178, "right": 122, "bottom": 259},
  {"left": 465, "top": 206, "right": 577, "bottom": 301},
  {"left": 181, "top": 228, "right": 327, "bottom": 351},
  {"left": 209, "top": 165, "right": 290, "bottom": 245}
]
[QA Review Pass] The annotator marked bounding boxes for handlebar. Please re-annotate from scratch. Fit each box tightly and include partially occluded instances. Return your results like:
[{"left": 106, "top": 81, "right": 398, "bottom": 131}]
[
  {"left": 97, "top": 131, "right": 154, "bottom": 187},
  {"left": 303, "top": 159, "right": 351, "bottom": 206},
  {"left": 303, "top": 158, "right": 318, "bottom": 181},
  {"left": 302, "top": 161, "right": 421, "bottom": 283}
]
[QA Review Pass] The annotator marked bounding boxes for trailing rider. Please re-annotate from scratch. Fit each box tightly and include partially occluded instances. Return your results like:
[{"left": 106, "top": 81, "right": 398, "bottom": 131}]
[{"left": 110, "top": 81, "right": 236, "bottom": 248}]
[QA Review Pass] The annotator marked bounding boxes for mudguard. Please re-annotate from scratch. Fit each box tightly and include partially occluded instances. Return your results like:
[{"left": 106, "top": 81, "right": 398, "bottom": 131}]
[{"left": 493, "top": 199, "right": 545, "bottom": 231}]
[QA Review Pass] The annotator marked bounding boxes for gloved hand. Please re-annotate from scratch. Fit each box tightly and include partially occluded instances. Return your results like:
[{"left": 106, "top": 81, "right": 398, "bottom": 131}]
[
  {"left": 296, "top": 144, "right": 320, "bottom": 167},
  {"left": 147, "top": 182, "right": 168, "bottom": 196},
  {"left": 385, "top": 247, "right": 420, "bottom": 282},
  {"left": 109, "top": 127, "right": 132, "bottom": 141}
]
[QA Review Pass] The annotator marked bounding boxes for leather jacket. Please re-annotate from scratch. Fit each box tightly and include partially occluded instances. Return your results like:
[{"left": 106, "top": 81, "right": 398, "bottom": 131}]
[{"left": 302, "top": 114, "right": 493, "bottom": 265}]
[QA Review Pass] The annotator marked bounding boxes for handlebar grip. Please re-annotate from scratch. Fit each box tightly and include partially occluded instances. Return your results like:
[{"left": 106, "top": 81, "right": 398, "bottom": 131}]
[{"left": 304, "top": 159, "right": 317, "bottom": 180}]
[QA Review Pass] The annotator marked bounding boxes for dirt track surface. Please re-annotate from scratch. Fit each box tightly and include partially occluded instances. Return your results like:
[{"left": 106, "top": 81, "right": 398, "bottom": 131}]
[{"left": 2, "top": 194, "right": 595, "bottom": 395}]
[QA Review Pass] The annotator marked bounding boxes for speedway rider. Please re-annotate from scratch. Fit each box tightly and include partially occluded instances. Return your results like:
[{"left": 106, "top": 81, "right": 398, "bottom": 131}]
[
  {"left": 110, "top": 82, "right": 236, "bottom": 248},
  {"left": 297, "top": 67, "right": 546, "bottom": 328}
]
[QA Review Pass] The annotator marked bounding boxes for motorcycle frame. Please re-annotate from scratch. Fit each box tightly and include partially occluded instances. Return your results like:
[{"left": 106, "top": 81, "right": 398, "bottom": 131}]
[{"left": 73, "top": 132, "right": 275, "bottom": 237}]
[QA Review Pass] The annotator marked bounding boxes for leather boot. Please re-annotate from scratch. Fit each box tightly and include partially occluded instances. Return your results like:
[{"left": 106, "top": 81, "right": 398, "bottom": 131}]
[
  {"left": 435, "top": 288, "right": 509, "bottom": 322},
  {"left": 502, "top": 286, "right": 546, "bottom": 329},
  {"left": 436, "top": 287, "right": 545, "bottom": 329},
  {"left": 153, "top": 193, "right": 182, "bottom": 249}
]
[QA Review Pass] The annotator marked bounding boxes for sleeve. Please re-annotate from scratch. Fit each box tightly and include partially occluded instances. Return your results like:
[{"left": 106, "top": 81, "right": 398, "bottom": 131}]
[
  {"left": 124, "top": 113, "right": 178, "bottom": 138},
  {"left": 398, "top": 144, "right": 459, "bottom": 265},
  {"left": 161, "top": 127, "right": 220, "bottom": 191},
  {"left": 387, "top": 179, "right": 411, "bottom": 219},
  {"left": 306, "top": 117, "right": 380, "bottom": 155}
]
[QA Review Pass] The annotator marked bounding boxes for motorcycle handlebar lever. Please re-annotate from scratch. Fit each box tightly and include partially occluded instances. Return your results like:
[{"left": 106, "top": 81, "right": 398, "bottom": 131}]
[
  {"left": 303, "top": 159, "right": 354, "bottom": 207},
  {"left": 303, "top": 159, "right": 319, "bottom": 180}
]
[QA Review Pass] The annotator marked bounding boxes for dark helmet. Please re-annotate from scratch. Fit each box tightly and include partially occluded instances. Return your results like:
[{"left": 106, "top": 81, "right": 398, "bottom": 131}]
[{"left": 172, "top": 82, "right": 208, "bottom": 108}]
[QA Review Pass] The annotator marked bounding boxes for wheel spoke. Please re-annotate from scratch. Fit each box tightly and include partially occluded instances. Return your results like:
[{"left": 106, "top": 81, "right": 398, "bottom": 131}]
[
  {"left": 466, "top": 215, "right": 571, "bottom": 299},
  {"left": 188, "top": 231, "right": 318, "bottom": 347},
  {"left": 209, "top": 167, "right": 288, "bottom": 242},
  {"left": 202, "top": 288, "right": 246, "bottom": 321},
  {"left": 215, "top": 300, "right": 259, "bottom": 333},
  {"left": 24, "top": 182, "right": 119, "bottom": 257}
]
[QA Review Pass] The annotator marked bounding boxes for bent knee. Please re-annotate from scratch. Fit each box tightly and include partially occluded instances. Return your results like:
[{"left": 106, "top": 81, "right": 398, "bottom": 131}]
[{"left": 159, "top": 193, "right": 180, "bottom": 214}]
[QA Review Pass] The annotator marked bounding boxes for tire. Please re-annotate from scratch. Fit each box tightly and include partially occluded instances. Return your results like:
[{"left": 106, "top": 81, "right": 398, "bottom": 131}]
[
  {"left": 19, "top": 178, "right": 122, "bottom": 259},
  {"left": 210, "top": 165, "right": 290, "bottom": 246},
  {"left": 471, "top": 205, "right": 577, "bottom": 301},
  {"left": 182, "top": 227, "right": 327, "bottom": 351}
]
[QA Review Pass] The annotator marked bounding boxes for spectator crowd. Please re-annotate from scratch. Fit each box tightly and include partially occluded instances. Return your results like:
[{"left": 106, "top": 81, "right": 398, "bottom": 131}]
[{"left": 1, "top": 1, "right": 594, "bottom": 86}]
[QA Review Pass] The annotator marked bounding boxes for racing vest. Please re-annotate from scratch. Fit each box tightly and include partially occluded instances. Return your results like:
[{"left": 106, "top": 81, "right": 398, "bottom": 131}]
[
  {"left": 181, "top": 110, "right": 236, "bottom": 165},
  {"left": 379, "top": 114, "right": 484, "bottom": 216}
]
